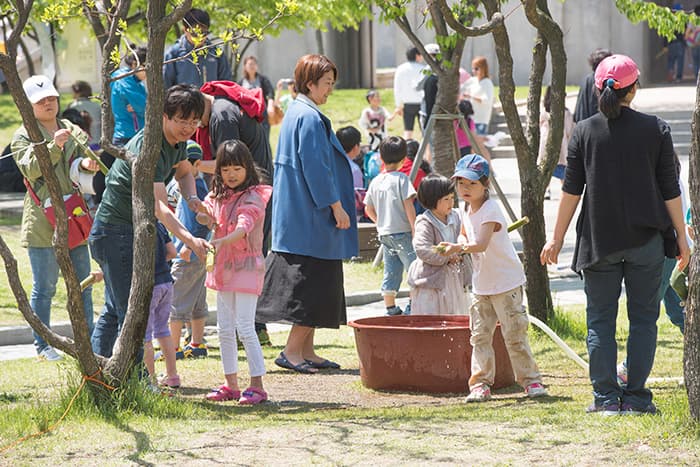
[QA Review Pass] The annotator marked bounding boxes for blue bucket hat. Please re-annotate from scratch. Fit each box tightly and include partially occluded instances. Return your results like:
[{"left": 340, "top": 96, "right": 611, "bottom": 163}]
[{"left": 452, "top": 154, "right": 490, "bottom": 180}]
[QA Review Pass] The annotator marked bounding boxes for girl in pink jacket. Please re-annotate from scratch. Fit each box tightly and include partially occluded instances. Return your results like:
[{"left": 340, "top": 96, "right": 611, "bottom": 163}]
[{"left": 198, "top": 140, "right": 272, "bottom": 405}]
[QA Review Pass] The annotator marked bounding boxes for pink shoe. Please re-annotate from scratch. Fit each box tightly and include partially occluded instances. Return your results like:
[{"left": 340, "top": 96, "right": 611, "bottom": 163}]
[
  {"left": 205, "top": 385, "right": 240, "bottom": 402},
  {"left": 239, "top": 387, "right": 268, "bottom": 405},
  {"left": 158, "top": 374, "right": 181, "bottom": 389}
]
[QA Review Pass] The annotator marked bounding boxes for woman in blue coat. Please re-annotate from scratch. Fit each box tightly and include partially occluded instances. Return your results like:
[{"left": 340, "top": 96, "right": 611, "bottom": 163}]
[{"left": 257, "top": 54, "right": 358, "bottom": 374}]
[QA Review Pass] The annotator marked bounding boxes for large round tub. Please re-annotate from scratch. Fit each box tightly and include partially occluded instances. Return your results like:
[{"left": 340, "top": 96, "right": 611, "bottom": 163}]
[{"left": 348, "top": 315, "right": 515, "bottom": 394}]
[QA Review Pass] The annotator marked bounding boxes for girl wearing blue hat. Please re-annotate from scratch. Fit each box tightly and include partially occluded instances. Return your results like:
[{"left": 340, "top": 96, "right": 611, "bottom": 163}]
[{"left": 440, "top": 154, "right": 547, "bottom": 402}]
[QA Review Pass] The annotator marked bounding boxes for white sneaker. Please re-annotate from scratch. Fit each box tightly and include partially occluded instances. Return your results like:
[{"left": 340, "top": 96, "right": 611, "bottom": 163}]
[
  {"left": 465, "top": 385, "right": 491, "bottom": 402},
  {"left": 525, "top": 382, "right": 548, "bottom": 398},
  {"left": 38, "top": 346, "right": 62, "bottom": 361}
]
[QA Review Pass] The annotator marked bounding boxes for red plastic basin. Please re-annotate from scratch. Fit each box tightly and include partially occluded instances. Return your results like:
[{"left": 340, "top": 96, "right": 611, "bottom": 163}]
[{"left": 348, "top": 315, "right": 515, "bottom": 394}]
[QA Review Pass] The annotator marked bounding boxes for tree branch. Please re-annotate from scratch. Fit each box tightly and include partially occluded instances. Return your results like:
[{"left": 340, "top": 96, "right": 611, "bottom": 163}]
[{"left": 434, "top": 0, "right": 504, "bottom": 38}]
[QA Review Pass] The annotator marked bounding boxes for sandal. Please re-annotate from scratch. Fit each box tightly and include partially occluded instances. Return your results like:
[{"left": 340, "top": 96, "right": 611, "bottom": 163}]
[
  {"left": 158, "top": 374, "right": 181, "bottom": 389},
  {"left": 305, "top": 358, "right": 341, "bottom": 370},
  {"left": 239, "top": 387, "right": 268, "bottom": 405},
  {"left": 274, "top": 352, "right": 318, "bottom": 374},
  {"left": 205, "top": 385, "right": 241, "bottom": 402}
]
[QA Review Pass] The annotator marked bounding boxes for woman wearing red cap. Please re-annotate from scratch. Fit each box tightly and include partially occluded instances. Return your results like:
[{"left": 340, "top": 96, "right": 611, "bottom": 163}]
[{"left": 540, "top": 54, "right": 689, "bottom": 416}]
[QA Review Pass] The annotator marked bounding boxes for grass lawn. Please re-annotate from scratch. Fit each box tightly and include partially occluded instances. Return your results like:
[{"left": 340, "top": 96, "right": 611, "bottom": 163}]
[{"left": 0, "top": 305, "right": 696, "bottom": 464}]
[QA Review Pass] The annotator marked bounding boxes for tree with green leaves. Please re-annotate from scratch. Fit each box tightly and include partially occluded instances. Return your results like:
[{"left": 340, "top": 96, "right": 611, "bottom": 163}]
[{"left": 376, "top": 0, "right": 567, "bottom": 323}]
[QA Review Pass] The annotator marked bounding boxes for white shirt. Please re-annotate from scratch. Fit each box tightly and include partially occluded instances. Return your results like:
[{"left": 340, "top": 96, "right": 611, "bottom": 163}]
[
  {"left": 393, "top": 61, "right": 427, "bottom": 107},
  {"left": 461, "top": 77, "right": 495, "bottom": 126},
  {"left": 463, "top": 199, "right": 525, "bottom": 295}
]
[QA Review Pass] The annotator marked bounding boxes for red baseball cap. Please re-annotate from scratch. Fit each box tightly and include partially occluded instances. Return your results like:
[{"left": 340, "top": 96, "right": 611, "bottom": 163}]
[{"left": 594, "top": 54, "right": 640, "bottom": 90}]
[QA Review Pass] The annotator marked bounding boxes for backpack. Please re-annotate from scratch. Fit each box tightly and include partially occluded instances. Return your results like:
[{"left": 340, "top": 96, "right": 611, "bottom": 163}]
[
  {"left": 686, "top": 25, "right": 700, "bottom": 47},
  {"left": 363, "top": 150, "right": 381, "bottom": 188}
]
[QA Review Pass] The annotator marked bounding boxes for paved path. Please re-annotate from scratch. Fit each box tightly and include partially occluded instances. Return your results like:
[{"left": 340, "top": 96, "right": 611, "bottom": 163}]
[{"left": 1, "top": 85, "right": 695, "bottom": 361}]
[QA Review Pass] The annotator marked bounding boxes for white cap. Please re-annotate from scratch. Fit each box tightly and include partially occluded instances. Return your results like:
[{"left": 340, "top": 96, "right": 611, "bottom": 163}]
[
  {"left": 424, "top": 43, "right": 440, "bottom": 55},
  {"left": 23, "top": 75, "right": 59, "bottom": 104}
]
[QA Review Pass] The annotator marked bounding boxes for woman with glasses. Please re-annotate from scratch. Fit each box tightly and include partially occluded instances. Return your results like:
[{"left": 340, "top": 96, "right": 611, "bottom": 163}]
[{"left": 460, "top": 56, "right": 494, "bottom": 135}]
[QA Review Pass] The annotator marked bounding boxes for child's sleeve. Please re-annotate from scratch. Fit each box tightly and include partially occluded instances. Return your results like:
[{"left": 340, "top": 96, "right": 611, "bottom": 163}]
[
  {"left": 401, "top": 174, "right": 417, "bottom": 200},
  {"left": 479, "top": 201, "right": 505, "bottom": 232},
  {"left": 358, "top": 108, "right": 370, "bottom": 131},
  {"left": 413, "top": 217, "right": 449, "bottom": 266},
  {"left": 234, "top": 190, "right": 269, "bottom": 234}
]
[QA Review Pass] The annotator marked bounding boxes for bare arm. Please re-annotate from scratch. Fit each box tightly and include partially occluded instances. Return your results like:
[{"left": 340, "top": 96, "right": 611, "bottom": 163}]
[
  {"left": 403, "top": 196, "right": 416, "bottom": 236},
  {"left": 540, "top": 191, "right": 581, "bottom": 265},
  {"left": 665, "top": 196, "right": 690, "bottom": 271},
  {"left": 154, "top": 182, "right": 210, "bottom": 261},
  {"left": 365, "top": 204, "right": 377, "bottom": 224}
]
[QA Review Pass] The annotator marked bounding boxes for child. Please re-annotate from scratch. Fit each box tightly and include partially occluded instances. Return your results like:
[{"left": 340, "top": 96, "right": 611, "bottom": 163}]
[
  {"left": 199, "top": 139, "right": 272, "bottom": 404},
  {"left": 454, "top": 99, "right": 477, "bottom": 157},
  {"left": 364, "top": 136, "right": 417, "bottom": 316},
  {"left": 407, "top": 174, "right": 472, "bottom": 315},
  {"left": 336, "top": 126, "right": 368, "bottom": 223},
  {"left": 358, "top": 89, "right": 395, "bottom": 151},
  {"left": 143, "top": 222, "right": 180, "bottom": 390},
  {"left": 166, "top": 140, "right": 211, "bottom": 360},
  {"left": 440, "top": 154, "right": 547, "bottom": 402}
]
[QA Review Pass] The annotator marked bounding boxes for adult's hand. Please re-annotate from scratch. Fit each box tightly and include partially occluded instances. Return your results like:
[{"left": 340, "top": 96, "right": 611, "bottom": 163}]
[
  {"left": 540, "top": 238, "right": 564, "bottom": 266},
  {"left": 331, "top": 202, "right": 350, "bottom": 230},
  {"left": 80, "top": 157, "right": 100, "bottom": 172},
  {"left": 677, "top": 237, "right": 691, "bottom": 271},
  {"left": 54, "top": 128, "right": 71, "bottom": 149},
  {"left": 189, "top": 237, "right": 211, "bottom": 262}
]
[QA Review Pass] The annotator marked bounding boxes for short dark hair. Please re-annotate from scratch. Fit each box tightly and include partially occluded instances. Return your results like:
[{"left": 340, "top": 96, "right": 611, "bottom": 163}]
[
  {"left": 336, "top": 126, "right": 362, "bottom": 153},
  {"left": 379, "top": 136, "right": 407, "bottom": 164},
  {"left": 365, "top": 89, "right": 379, "bottom": 103},
  {"left": 406, "top": 139, "right": 419, "bottom": 160},
  {"left": 164, "top": 84, "right": 205, "bottom": 120},
  {"left": 417, "top": 174, "right": 455, "bottom": 210},
  {"left": 184, "top": 8, "right": 210, "bottom": 30},
  {"left": 71, "top": 80, "right": 92, "bottom": 98},
  {"left": 588, "top": 48, "right": 613, "bottom": 71},
  {"left": 458, "top": 99, "right": 474, "bottom": 119},
  {"left": 62, "top": 108, "right": 91, "bottom": 135},
  {"left": 406, "top": 47, "right": 419, "bottom": 62},
  {"left": 124, "top": 45, "right": 147, "bottom": 68},
  {"left": 294, "top": 54, "right": 337, "bottom": 95}
]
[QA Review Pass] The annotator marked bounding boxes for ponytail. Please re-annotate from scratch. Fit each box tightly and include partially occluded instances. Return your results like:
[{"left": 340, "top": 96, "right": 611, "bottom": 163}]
[{"left": 598, "top": 78, "right": 636, "bottom": 119}]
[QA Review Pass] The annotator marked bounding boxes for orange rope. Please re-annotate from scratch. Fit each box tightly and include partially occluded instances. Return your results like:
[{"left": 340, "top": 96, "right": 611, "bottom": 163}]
[{"left": 0, "top": 369, "right": 114, "bottom": 454}]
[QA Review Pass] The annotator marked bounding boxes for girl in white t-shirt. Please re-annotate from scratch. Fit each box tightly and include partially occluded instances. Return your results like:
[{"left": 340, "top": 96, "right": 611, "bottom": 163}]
[{"left": 439, "top": 154, "right": 547, "bottom": 403}]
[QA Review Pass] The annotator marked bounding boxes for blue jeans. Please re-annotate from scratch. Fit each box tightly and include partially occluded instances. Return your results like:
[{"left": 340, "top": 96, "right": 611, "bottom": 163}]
[
  {"left": 660, "top": 257, "right": 685, "bottom": 333},
  {"left": 583, "top": 234, "right": 663, "bottom": 409},
  {"left": 89, "top": 219, "right": 133, "bottom": 357},
  {"left": 379, "top": 232, "right": 416, "bottom": 294},
  {"left": 28, "top": 245, "right": 94, "bottom": 353},
  {"left": 667, "top": 42, "right": 686, "bottom": 80}
]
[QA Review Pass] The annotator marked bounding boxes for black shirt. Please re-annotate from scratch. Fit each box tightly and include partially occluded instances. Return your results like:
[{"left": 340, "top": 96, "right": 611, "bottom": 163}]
[{"left": 564, "top": 107, "right": 679, "bottom": 272}]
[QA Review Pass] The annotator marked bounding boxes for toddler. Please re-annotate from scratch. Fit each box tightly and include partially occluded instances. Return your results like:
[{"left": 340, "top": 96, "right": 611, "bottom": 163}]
[
  {"left": 364, "top": 136, "right": 417, "bottom": 316},
  {"left": 358, "top": 89, "right": 395, "bottom": 151},
  {"left": 143, "top": 222, "right": 180, "bottom": 390},
  {"left": 440, "top": 154, "right": 547, "bottom": 402},
  {"left": 408, "top": 174, "right": 472, "bottom": 315},
  {"left": 199, "top": 140, "right": 272, "bottom": 405}
]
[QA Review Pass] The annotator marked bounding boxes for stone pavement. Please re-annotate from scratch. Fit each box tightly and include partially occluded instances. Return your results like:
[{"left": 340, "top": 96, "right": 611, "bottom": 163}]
[{"left": 0, "top": 85, "right": 695, "bottom": 360}]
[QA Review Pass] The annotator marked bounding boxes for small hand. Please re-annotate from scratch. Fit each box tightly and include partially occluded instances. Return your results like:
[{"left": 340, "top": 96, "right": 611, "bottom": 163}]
[
  {"left": 187, "top": 196, "right": 204, "bottom": 214},
  {"left": 80, "top": 158, "right": 100, "bottom": 172},
  {"left": 54, "top": 129, "right": 71, "bottom": 149},
  {"left": 126, "top": 104, "right": 134, "bottom": 113},
  {"left": 179, "top": 246, "right": 192, "bottom": 263},
  {"left": 90, "top": 270, "right": 104, "bottom": 283}
]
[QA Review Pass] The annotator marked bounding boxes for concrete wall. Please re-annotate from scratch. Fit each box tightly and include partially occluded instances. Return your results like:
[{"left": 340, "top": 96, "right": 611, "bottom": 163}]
[{"left": 253, "top": 0, "right": 656, "bottom": 88}]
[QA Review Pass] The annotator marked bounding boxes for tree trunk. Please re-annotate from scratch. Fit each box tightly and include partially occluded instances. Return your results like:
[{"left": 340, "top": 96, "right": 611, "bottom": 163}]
[
  {"left": 431, "top": 67, "right": 461, "bottom": 176},
  {"left": 684, "top": 80, "right": 700, "bottom": 420}
]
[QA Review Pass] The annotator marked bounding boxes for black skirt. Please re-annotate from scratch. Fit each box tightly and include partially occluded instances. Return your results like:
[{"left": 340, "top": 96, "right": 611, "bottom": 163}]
[{"left": 256, "top": 251, "right": 346, "bottom": 328}]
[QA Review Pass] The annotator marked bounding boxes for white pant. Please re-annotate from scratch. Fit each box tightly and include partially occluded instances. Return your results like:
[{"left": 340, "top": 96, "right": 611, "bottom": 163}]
[{"left": 216, "top": 291, "right": 266, "bottom": 377}]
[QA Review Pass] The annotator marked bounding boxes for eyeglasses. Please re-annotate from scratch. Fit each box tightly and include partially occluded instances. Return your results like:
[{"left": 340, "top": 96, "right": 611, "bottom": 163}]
[
  {"left": 472, "top": 67, "right": 480, "bottom": 71},
  {"left": 172, "top": 117, "right": 201, "bottom": 129}
]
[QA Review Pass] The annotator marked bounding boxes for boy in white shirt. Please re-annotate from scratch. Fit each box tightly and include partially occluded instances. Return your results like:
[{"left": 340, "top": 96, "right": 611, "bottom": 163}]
[{"left": 364, "top": 136, "right": 417, "bottom": 315}]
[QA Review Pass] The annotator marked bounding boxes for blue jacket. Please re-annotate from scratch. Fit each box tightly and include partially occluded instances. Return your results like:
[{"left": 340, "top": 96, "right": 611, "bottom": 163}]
[
  {"left": 163, "top": 35, "right": 232, "bottom": 88},
  {"left": 271, "top": 97, "right": 358, "bottom": 260},
  {"left": 110, "top": 67, "right": 146, "bottom": 141}
]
